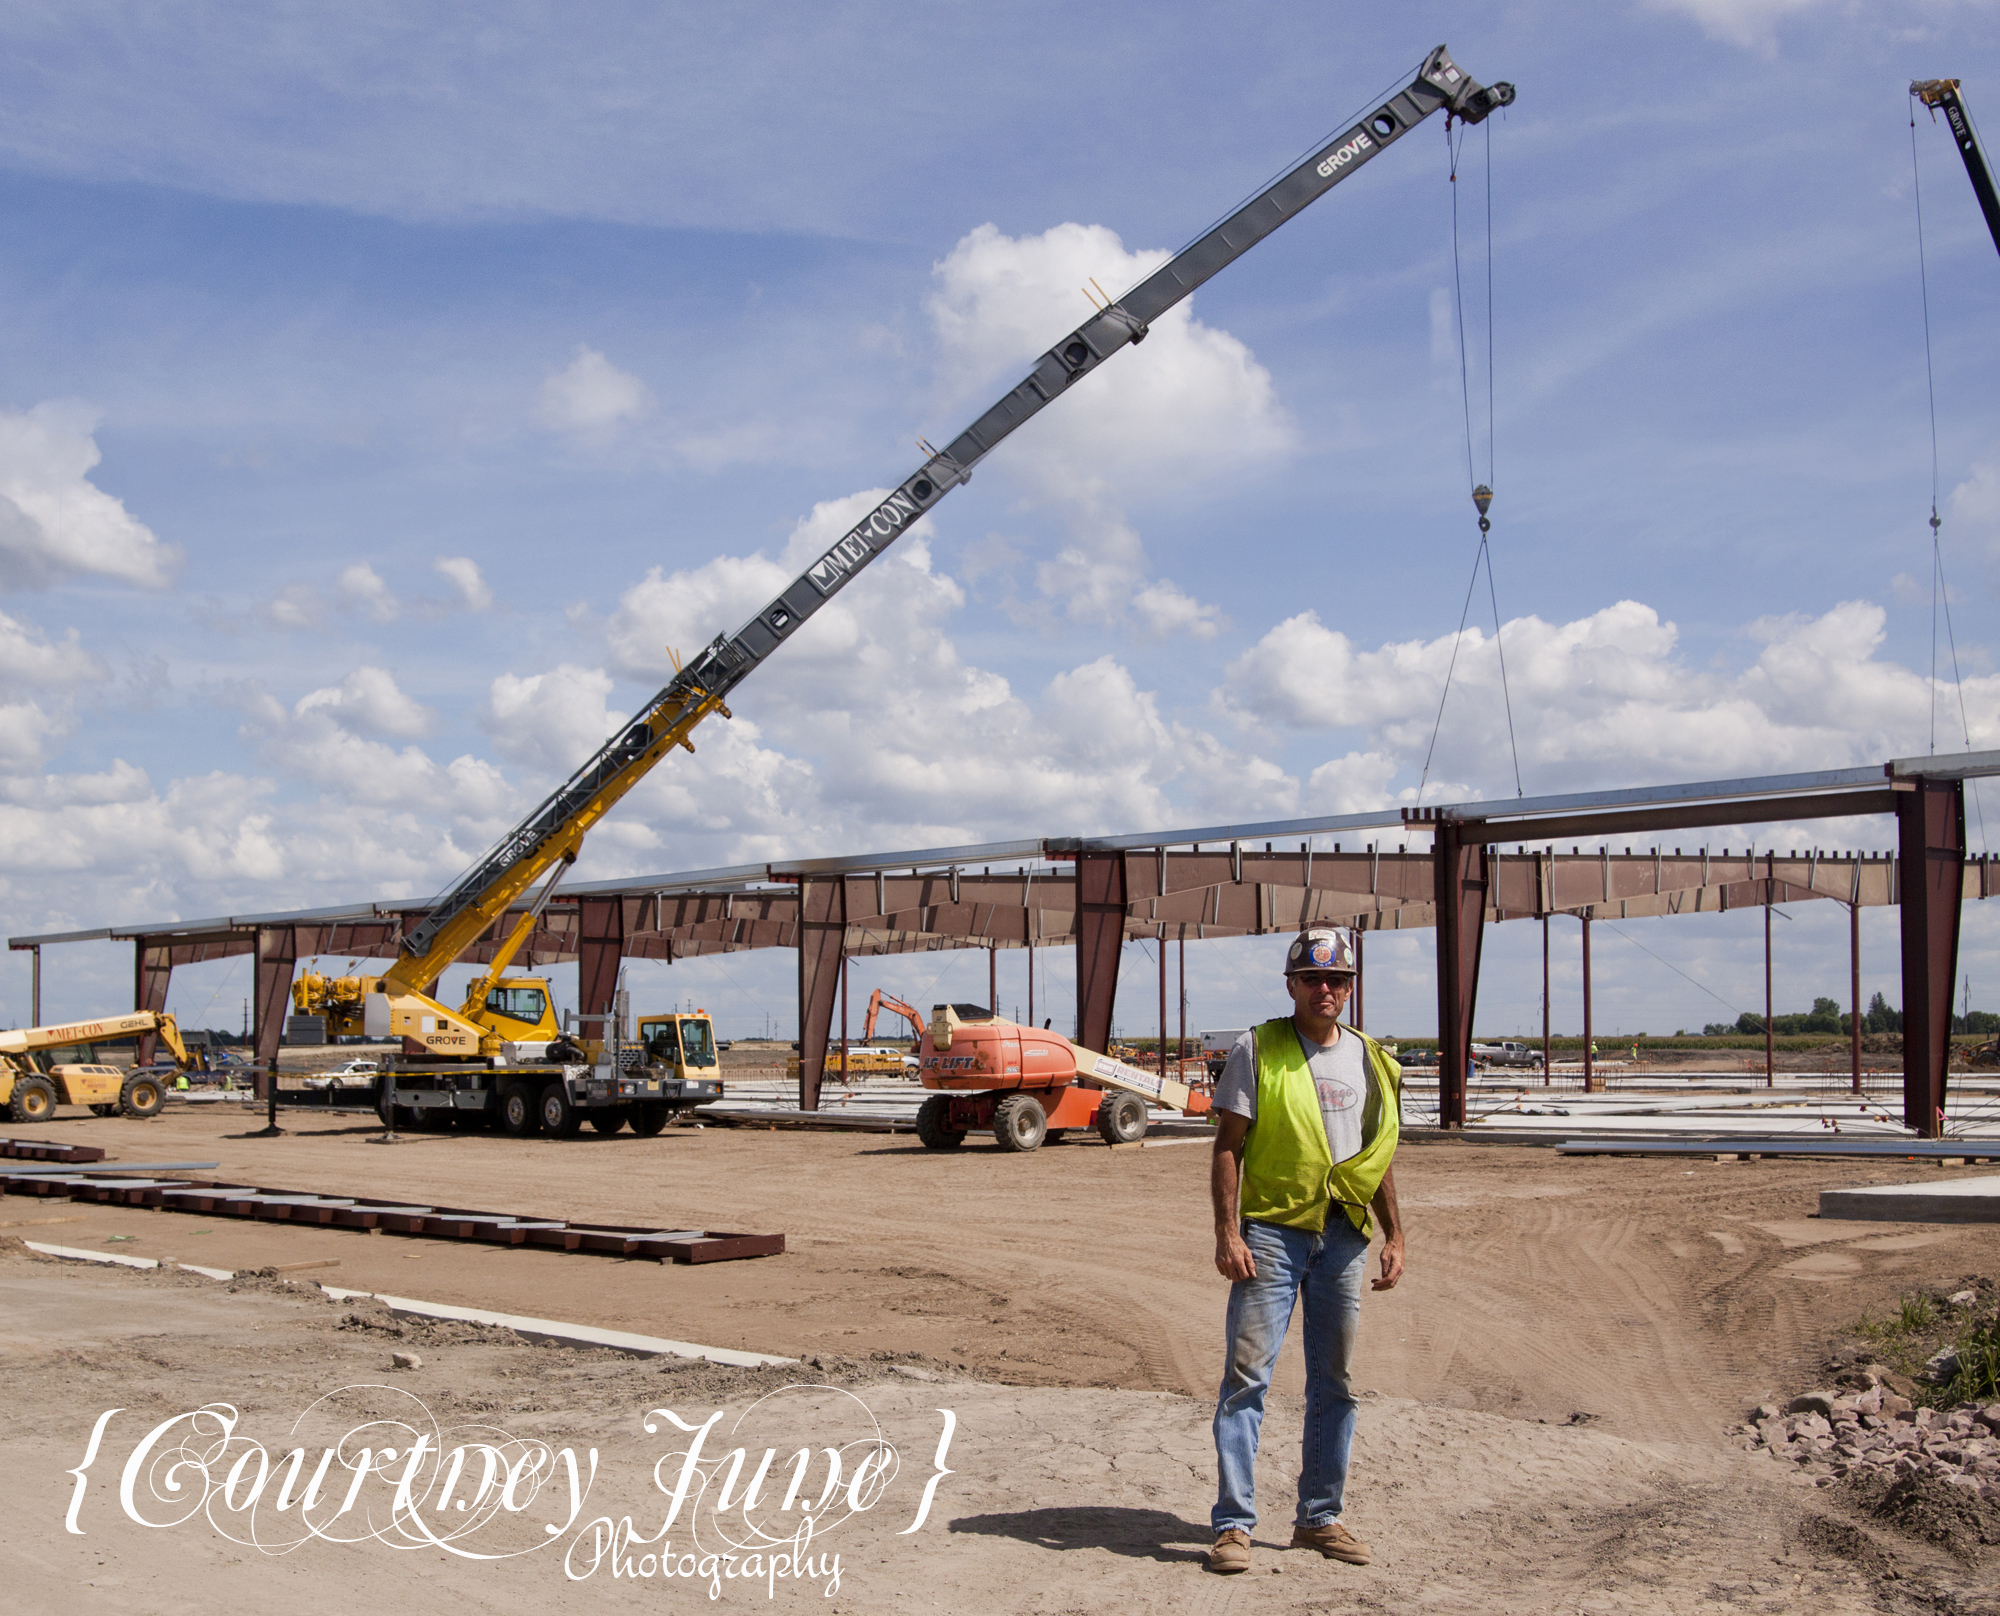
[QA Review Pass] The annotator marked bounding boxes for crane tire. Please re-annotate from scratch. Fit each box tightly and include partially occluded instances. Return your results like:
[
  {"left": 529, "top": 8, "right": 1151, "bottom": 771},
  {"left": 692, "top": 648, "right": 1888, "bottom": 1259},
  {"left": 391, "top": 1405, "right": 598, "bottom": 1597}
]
[
  {"left": 119, "top": 1076, "right": 165, "bottom": 1120},
  {"left": 630, "top": 1103, "right": 671, "bottom": 1137},
  {"left": 1095, "top": 1091, "right": 1147, "bottom": 1146},
  {"left": 10, "top": 1076, "right": 57, "bottom": 1124},
  {"left": 588, "top": 1108, "right": 627, "bottom": 1134},
  {"left": 539, "top": 1082, "right": 582, "bottom": 1138},
  {"left": 992, "top": 1093, "right": 1047, "bottom": 1153},
  {"left": 915, "top": 1094, "right": 965, "bottom": 1150},
  {"left": 498, "top": 1084, "right": 536, "bottom": 1137}
]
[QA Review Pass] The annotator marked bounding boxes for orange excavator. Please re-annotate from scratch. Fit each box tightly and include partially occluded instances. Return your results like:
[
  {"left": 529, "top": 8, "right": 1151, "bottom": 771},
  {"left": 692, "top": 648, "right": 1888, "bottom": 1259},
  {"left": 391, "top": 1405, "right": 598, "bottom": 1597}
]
[
  {"left": 915, "top": 1003, "right": 1210, "bottom": 1153},
  {"left": 861, "top": 990, "right": 925, "bottom": 1044}
]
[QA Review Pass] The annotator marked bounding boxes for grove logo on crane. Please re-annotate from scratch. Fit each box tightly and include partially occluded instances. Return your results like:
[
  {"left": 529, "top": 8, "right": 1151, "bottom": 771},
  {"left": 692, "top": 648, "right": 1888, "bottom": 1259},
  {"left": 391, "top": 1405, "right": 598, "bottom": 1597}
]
[
  {"left": 806, "top": 489, "right": 922, "bottom": 596},
  {"left": 1315, "top": 131, "right": 1372, "bottom": 179}
]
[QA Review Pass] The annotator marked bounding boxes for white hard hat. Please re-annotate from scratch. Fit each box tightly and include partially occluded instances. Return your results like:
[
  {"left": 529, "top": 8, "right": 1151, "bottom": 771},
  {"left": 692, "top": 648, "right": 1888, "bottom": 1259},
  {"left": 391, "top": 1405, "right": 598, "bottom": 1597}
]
[{"left": 1285, "top": 927, "right": 1357, "bottom": 976}]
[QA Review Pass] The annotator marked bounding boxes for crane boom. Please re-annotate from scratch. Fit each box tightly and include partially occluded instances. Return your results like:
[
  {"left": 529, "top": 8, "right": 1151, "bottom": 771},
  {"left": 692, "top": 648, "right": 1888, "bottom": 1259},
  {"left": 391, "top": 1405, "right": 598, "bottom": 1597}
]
[
  {"left": 390, "top": 44, "right": 1515, "bottom": 989},
  {"left": 1913, "top": 78, "right": 2000, "bottom": 259}
]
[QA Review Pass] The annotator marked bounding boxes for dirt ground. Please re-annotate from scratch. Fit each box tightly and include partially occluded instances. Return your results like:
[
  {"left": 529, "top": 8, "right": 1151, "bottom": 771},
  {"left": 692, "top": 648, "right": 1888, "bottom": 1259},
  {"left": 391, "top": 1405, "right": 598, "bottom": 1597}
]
[{"left": 5, "top": 1106, "right": 1999, "bottom": 1612}]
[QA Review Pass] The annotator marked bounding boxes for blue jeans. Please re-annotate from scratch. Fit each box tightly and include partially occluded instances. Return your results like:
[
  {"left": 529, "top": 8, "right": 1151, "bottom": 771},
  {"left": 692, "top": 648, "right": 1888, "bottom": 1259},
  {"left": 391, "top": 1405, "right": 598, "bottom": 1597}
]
[{"left": 1212, "top": 1215, "right": 1368, "bottom": 1535}]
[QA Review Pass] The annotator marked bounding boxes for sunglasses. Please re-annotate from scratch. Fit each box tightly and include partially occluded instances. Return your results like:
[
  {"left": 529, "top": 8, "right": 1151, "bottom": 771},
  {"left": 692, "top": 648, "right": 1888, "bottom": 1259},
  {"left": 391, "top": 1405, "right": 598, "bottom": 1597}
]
[{"left": 1291, "top": 972, "right": 1352, "bottom": 989}]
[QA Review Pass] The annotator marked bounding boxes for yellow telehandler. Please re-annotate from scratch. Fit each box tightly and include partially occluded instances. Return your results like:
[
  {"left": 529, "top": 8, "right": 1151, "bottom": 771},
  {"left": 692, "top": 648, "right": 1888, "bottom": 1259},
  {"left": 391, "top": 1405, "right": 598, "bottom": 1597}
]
[{"left": 0, "top": 1010, "right": 194, "bottom": 1122}]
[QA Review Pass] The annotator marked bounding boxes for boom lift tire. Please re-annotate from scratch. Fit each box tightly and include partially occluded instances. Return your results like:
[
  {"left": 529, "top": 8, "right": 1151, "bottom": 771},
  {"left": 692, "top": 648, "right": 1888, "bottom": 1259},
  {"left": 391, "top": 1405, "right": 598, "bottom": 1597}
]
[
  {"left": 539, "top": 1081, "right": 582, "bottom": 1138},
  {"left": 498, "top": 1083, "right": 536, "bottom": 1137},
  {"left": 992, "top": 1093, "right": 1047, "bottom": 1153},
  {"left": 588, "top": 1108, "right": 626, "bottom": 1135},
  {"left": 1096, "top": 1091, "right": 1148, "bottom": 1146},
  {"left": 9, "top": 1075, "right": 56, "bottom": 1123},
  {"left": 916, "top": 1094, "right": 966, "bottom": 1151},
  {"left": 118, "top": 1075, "right": 164, "bottom": 1119},
  {"left": 631, "top": 1102, "right": 671, "bottom": 1137}
]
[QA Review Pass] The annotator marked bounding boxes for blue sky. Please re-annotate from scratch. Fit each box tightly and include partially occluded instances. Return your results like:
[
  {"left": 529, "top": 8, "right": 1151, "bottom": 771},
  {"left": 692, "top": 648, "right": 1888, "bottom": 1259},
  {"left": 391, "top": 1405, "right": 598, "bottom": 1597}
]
[{"left": 0, "top": 0, "right": 1996, "bottom": 1039}]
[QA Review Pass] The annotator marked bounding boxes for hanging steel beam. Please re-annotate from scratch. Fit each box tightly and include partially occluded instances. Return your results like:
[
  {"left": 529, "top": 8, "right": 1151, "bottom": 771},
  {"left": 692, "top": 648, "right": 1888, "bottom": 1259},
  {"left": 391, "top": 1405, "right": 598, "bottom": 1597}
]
[{"left": 1896, "top": 777, "right": 1965, "bottom": 1137}]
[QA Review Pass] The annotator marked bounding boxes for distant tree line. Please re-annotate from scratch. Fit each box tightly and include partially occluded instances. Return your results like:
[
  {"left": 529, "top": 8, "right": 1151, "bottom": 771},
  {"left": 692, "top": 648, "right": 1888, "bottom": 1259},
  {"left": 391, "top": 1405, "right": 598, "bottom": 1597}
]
[{"left": 1703, "top": 993, "right": 1999, "bottom": 1038}]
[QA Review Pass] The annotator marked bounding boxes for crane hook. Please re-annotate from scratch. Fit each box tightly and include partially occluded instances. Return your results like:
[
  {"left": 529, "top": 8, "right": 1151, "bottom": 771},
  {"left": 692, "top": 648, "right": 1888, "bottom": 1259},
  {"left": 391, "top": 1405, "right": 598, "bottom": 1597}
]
[{"left": 1471, "top": 483, "right": 1493, "bottom": 534}]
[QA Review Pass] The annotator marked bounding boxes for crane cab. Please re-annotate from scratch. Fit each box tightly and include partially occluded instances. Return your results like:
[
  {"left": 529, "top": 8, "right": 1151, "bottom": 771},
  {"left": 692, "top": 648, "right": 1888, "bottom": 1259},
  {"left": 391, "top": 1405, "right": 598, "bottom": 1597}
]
[
  {"left": 477, "top": 977, "right": 561, "bottom": 1043},
  {"left": 635, "top": 1012, "right": 718, "bottom": 1076}
]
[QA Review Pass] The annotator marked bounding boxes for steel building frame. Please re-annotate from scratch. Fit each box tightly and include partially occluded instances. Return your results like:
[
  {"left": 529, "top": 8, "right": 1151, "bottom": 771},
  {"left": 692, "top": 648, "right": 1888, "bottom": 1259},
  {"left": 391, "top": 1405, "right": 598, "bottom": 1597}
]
[{"left": 12, "top": 751, "right": 1999, "bottom": 1135}]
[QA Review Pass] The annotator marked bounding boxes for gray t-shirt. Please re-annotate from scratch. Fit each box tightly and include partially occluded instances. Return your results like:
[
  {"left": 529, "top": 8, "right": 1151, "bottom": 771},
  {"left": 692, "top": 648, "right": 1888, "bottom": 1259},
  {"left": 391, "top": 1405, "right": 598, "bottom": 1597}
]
[{"left": 1214, "top": 1022, "right": 1368, "bottom": 1166}]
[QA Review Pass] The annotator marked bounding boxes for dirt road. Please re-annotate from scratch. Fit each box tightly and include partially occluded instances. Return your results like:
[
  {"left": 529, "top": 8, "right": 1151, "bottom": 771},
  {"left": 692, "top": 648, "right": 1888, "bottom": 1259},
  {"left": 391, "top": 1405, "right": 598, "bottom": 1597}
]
[{"left": 4, "top": 1107, "right": 1997, "bottom": 1611}]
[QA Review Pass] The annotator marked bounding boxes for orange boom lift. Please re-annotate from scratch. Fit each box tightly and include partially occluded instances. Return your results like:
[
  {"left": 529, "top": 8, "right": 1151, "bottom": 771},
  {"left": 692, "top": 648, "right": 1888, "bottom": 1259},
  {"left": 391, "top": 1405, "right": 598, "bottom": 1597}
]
[{"left": 914, "top": 1003, "right": 1210, "bottom": 1153}]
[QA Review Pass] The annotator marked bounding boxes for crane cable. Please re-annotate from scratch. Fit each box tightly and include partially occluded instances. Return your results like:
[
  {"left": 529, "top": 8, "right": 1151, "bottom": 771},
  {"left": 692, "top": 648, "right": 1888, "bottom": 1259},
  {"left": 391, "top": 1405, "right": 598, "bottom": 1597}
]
[
  {"left": 1421, "top": 118, "right": 1524, "bottom": 801},
  {"left": 1909, "top": 93, "right": 1989, "bottom": 854}
]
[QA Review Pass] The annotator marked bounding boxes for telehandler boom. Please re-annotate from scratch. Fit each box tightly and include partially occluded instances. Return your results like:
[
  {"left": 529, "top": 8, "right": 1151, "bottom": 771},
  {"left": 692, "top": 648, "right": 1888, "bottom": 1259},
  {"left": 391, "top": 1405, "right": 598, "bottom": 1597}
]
[{"left": 0, "top": 1010, "right": 192, "bottom": 1122}]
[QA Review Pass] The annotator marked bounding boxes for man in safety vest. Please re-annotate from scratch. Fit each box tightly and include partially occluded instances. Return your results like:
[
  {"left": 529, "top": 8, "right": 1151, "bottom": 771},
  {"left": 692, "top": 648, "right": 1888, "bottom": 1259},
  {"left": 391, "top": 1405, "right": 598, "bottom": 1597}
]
[{"left": 1206, "top": 925, "right": 1404, "bottom": 1575}]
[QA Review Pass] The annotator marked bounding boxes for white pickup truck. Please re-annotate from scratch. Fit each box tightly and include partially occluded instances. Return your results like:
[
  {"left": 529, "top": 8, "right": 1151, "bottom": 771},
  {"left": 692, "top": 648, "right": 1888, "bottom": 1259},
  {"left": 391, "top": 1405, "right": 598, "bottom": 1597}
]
[{"left": 1472, "top": 1041, "right": 1544, "bottom": 1069}]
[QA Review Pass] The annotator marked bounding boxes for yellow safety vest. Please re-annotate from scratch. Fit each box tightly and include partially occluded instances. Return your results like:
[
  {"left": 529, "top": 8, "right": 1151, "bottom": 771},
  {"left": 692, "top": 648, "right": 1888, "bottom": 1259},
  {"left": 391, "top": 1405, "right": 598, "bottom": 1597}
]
[{"left": 1240, "top": 1017, "right": 1401, "bottom": 1237}]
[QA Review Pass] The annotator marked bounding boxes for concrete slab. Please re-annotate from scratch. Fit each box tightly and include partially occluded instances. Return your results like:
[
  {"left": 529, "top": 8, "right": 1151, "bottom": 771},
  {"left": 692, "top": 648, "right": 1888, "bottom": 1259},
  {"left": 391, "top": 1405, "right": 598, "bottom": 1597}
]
[{"left": 1818, "top": 1174, "right": 2000, "bottom": 1222}]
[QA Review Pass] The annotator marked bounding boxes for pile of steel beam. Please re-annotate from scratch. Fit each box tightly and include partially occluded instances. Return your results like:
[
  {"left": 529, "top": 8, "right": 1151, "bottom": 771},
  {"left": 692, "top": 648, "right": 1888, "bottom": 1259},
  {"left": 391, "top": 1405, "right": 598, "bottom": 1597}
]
[{"left": 0, "top": 1165, "right": 782, "bottom": 1263}]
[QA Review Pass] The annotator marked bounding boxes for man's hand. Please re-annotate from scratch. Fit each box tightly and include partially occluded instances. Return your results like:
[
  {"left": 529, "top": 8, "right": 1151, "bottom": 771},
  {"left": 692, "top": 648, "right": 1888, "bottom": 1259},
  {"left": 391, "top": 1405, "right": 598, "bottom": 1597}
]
[
  {"left": 1371, "top": 1231, "right": 1404, "bottom": 1291},
  {"left": 1215, "top": 1225, "right": 1256, "bottom": 1282},
  {"left": 1210, "top": 1109, "right": 1254, "bottom": 1282},
  {"left": 1370, "top": 1165, "right": 1404, "bottom": 1290}
]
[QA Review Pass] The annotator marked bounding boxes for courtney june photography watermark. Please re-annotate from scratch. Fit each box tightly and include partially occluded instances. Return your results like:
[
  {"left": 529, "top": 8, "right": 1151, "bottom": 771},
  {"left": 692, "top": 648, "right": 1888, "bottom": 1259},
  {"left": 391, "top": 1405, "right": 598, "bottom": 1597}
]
[{"left": 63, "top": 1380, "right": 959, "bottom": 1600}]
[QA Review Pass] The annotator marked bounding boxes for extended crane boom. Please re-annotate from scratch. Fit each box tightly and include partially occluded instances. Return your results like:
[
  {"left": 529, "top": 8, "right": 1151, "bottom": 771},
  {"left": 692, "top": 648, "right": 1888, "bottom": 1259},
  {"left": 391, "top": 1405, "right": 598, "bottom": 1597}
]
[
  {"left": 1913, "top": 78, "right": 2000, "bottom": 259},
  {"left": 389, "top": 45, "right": 1514, "bottom": 1009}
]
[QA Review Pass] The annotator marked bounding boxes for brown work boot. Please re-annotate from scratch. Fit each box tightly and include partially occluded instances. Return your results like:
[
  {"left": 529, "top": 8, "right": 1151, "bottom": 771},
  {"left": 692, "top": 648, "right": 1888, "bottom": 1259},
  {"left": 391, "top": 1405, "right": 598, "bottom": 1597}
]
[
  {"left": 1291, "top": 1519, "right": 1370, "bottom": 1563},
  {"left": 1207, "top": 1527, "right": 1251, "bottom": 1573}
]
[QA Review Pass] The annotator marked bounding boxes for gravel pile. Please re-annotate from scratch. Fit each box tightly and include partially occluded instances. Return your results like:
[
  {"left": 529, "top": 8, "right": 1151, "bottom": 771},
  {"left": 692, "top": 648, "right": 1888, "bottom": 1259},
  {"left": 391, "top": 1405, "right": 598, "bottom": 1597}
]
[{"left": 1735, "top": 1371, "right": 2000, "bottom": 1500}]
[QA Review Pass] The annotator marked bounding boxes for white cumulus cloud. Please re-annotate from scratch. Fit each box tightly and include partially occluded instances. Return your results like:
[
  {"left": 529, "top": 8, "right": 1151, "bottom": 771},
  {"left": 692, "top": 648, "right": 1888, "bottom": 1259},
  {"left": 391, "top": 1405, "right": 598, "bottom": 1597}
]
[
  {"left": 481, "top": 663, "right": 620, "bottom": 775},
  {"left": 1641, "top": 0, "right": 1830, "bottom": 54},
  {"left": 338, "top": 562, "right": 398, "bottom": 622},
  {"left": 927, "top": 222, "right": 1282, "bottom": 633},
  {"left": 433, "top": 555, "right": 494, "bottom": 611},
  {"left": 0, "top": 402, "right": 180, "bottom": 589},
  {"left": 1223, "top": 597, "right": 1998, "bottom": 799},
  {"left": 539, "top": 345, "right": 652, "bottom": 432},
  {"left": 294, "top": 667, "right": 433, "bottom": 740}
]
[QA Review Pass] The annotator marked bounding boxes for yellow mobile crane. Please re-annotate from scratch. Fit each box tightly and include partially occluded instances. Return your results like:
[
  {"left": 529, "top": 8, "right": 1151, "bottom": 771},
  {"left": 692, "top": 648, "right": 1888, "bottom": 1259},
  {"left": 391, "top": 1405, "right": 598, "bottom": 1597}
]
[
  {"left": 0, "top": 1010, "right": 192, "bottom": 1122},
  {"left": 288, "top": 46, "right": 1511, "bottom": 1139}
]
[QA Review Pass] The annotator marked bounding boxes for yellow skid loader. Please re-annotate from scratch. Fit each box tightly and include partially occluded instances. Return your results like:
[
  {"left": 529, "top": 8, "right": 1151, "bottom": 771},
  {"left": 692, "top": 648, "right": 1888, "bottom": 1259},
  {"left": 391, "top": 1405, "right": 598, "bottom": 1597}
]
[{"left": 0, "top": 1011, "right": 193, "bottom": 1122}]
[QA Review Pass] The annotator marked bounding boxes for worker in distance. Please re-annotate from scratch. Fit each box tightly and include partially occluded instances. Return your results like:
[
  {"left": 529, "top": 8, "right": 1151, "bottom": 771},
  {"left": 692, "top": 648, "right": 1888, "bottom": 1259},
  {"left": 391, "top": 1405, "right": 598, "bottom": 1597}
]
[{"left": 1206, "top": 925, "right": 1404, "bottom": 1575}]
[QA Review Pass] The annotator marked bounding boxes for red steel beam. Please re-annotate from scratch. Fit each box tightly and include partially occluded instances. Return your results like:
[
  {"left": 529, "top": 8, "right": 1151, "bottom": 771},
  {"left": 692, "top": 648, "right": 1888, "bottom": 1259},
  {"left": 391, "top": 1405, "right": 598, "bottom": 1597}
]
[
  {"left": 1432, "top": 825, "right": 1487, "bottom": 1129},
  {"left": 1075, "top": 851, "right": 1128, "bottom": 1049},
  {"left": 134, "top": 941, "right": 171, "bottom": 1065},
  {"left": 1896, "top": 778, "right": 1964, "bottom": 1136}
]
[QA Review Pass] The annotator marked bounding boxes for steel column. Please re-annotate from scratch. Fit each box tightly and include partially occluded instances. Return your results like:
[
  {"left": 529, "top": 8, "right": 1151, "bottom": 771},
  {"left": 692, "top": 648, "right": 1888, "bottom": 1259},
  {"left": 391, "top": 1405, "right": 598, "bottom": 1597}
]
[
  {"left": 1074, "top": 850, "right": 1128, "bottom": 1050},
  {"left": 1764, "top": 900, "right": 1773, "bottom": 1088},
  {"left": 1158, "top": 929, "right": 1167, "bottom": 1069},
  {"left": 840, "top": 954, "right": 849, "bottom": 1087},
  {"left": 576, "top": 896, "right": 626, "bottom": 1035},
  {"left": 252, "top": 925, "right": 298, "bottom": 1122},
  {"left": 989, "top": 945, "right": 997, "bottom": 1015},
  {"left": 1353, "top": 927, "right": 1364, "bottom": 1031},
  {"left": 1850, "top": 901, "right": 1863, "bottom": 1095},
  {"left": 1178, "top": 927, "right": 1187, "bottom": 1075},
  {"left": 134, "top": 942, "right": 171, "bottom": 1065},
  {"left": 796, "top": 877, "right": 858, "bottom": 1111},
  {"left": 1897, "top": 778, "right": 1965, "bottom": 1136},
  {"left": 30, "top": 944, "right": 39, "bottom": 1026},
  {"left": 1541, "top": 915, "right": 1551, "bottom": 1085},
  {"left": 1582, "top": 915, "right": 1595, "bottom": 1094},
  {"left": 1432, "top": 825, "right": 1488, "bottom": 1129}
]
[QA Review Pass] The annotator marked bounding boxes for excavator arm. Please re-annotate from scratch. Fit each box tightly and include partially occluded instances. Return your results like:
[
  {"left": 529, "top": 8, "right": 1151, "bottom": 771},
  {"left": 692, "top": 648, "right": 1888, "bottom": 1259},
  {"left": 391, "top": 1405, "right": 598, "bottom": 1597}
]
[
  {"left": 389, "top": 45, "right": 1514, "bottom": 1000},
  {"left": 862, "top": 990, "right": 926, "bottom": 1044},
  {"left": 1913, "top": 79, "right": 2000, "bottom": 259}
]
